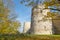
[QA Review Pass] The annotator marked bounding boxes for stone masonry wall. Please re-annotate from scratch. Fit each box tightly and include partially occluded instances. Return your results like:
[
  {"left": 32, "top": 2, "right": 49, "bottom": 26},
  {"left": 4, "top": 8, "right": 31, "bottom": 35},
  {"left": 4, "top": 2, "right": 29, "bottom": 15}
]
[
  {"left": 23, "top": 22, "right": 31, "bottom": 33},
  {"left": 31, "top": 5, "right": 53, "bottom": 35}
]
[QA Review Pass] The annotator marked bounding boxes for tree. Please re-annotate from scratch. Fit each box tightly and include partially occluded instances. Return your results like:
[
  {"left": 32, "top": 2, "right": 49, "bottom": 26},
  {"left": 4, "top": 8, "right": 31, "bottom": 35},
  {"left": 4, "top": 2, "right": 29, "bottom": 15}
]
[
  {"left": 20, "top": 0, "right": 60, "bottom": 34},
  {"left": 20, "top": 0, "right": 60, "bottom": 20},
  {"left": 20, "top": 0, "right": 60, "bottom": 7},
  {"left": 20, "top": 0, "right": 44, "bottom": 6},
  {"left": 0, "top": 0, "right": 20, "bottom": 34}
]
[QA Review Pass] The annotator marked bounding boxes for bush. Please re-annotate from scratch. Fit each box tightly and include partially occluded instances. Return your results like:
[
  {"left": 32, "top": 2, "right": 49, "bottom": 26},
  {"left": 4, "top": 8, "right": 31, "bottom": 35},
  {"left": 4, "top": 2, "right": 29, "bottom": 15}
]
[{"left": 0, "top": 34, "right": 60, "bottom": 40}]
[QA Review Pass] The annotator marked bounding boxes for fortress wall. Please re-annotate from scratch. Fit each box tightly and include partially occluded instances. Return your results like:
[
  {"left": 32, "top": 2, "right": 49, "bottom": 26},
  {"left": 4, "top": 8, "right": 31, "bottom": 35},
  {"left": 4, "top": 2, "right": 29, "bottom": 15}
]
[
  {"left": 53, "top": 14, "right": 60, "bottom": 34},
  {"left": 31, "top": 5, "right": 53, "bottom": 35},
  {"left": 23, "top": 4, "right": 60, "bottom": 35},
  {"left": 23, "top": 22, "right": 31, "bottom": 33},
  {"left": 23, "top": 0, "right": 60, "bottom": 35}
]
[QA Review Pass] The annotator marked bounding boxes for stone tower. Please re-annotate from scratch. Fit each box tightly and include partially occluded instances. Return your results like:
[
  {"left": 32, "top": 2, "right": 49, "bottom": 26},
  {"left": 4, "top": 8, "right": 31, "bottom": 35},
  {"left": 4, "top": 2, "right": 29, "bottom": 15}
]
[
  {"left": 23, "top": 22, "right": 31, "bottom": 33},
  {"left": 31, "top": 4, "right": 53, "bottom": 35},
  {"left": 23, "top": 0, "right": 60, "bottom": 34},
  {"left": 30, "top": 3, "right": 60, "bottom": 34}
]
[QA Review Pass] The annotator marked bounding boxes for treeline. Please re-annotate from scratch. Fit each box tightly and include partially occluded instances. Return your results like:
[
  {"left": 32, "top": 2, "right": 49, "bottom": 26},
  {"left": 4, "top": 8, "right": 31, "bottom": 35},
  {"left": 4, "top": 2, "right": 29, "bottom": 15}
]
[{"left": 0, "top": 0, "right": 20, "bottom": 34}]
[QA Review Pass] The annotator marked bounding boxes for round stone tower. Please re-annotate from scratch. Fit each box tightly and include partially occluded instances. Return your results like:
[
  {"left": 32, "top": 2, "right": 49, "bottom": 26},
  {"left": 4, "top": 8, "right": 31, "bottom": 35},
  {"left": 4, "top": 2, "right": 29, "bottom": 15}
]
[{"left": 31, "top": 4, "right": 53, "bottom": 35}]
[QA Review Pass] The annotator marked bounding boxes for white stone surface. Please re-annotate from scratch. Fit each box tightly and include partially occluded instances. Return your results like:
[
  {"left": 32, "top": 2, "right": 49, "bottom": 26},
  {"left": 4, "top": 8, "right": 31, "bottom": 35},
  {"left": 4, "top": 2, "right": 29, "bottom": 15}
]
[
  {"left": 23, "top": 4, "right": 60, "bottom": 35},
  {"left": 42, "top": 9, "right": 50, "bottom": 16},
  {"left": 31, "top": 5, "right": 53, "bottom": 35},
  {"left": 23, "top": 22, "right": 31, "bottom": 33}
]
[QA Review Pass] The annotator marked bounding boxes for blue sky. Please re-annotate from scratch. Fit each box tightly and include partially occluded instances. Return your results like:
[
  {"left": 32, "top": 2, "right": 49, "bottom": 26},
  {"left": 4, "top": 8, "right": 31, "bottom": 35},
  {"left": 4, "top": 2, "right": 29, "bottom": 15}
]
[
  {"left": 13, "top": 0, "right": 32, "bottom": 32},
  {"left": 4, "top": 0, "right": 58, "bottom": 33}
]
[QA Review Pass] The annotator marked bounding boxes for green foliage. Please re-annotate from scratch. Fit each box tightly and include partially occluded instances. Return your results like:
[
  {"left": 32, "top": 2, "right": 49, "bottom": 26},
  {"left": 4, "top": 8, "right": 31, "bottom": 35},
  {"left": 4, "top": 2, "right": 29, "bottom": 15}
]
[
  {"left": 0, "top": 0, "right": 20, "bottom": 34},
  {"left": 20, "top": 0, "right": 60, "bottom": 6},
  {"left": 0, "top": 34, "right": 60, "bottom": 40},
  {"left": 20, "top": 0, "right": 42, "bottom": 6},
  {"left": 44, "top": 0, "right": 60, "bottom": 8},
  {"left": 46, "top": 12, "right": 58, "bottom": 18}
]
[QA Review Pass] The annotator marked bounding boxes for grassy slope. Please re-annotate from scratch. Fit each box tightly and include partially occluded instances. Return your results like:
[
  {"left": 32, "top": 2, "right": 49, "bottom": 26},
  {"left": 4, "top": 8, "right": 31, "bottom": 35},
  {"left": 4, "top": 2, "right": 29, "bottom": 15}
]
[{"left": 0, "top": 34, "right": 60, "bottom": 40}]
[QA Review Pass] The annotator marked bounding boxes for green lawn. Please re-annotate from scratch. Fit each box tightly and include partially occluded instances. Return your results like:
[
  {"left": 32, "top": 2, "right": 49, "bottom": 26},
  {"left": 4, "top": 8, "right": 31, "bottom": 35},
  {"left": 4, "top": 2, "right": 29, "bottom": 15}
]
[{"left": 0, "top": 34, "right": 60, "bottom": 40}]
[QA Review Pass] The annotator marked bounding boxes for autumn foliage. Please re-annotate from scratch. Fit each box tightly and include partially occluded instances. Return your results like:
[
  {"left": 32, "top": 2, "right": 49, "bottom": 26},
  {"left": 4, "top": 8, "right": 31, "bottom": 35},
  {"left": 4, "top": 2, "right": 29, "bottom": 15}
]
[{"left": 0, "top": 0, "right": 20, "bottom": 34}]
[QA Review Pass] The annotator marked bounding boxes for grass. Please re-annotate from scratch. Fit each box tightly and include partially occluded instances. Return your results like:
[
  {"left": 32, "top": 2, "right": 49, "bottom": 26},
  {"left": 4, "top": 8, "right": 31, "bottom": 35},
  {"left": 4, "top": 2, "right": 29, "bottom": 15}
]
[{"left": 0, "top": 34, "right": 60, "bottom": 40}]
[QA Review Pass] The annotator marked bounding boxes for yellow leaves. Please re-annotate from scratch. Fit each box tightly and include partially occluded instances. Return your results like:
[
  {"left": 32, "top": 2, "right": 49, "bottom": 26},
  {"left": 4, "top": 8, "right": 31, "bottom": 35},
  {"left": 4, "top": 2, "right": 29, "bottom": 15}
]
[
  {"left": 0, "top": 14, "right": 4, "bottom": 17},
  {"left": 0, "top": 20, "right": 20, "bottom": 34},
  {"left": 13, "top": 21, "right": 20, "bottom": 27},
  {"left": 43, "top": 0, "right": 60, "bottom": 18},
  {"left": 44, "top": 2, "right": 49, "bottom": 8},
  {"left": 11, "top": 21, "right": 20, "bottom": 32},
  {"left": 52, "top": 0, "right": 55, "bottom": 2},
  {"left": 0, "top": 1, "right": 20, "bottom": 34},
  {"left": 55, "top": 3, "right": 60, "bottom": 7},
  {"left": 44, "top": 0, "right": 60, "bottom": 8},
  {"left": 43, "top": 12, "right": 59, "bottom": 20},
  {"left": 47, "top": 12, "right": 58, "bottom": 19},
  {"left": 44, "top": 2, "right": 55, "bottom": 8},
  {"left": 47, "top": 12, "right": 55, "bottom": 17}
]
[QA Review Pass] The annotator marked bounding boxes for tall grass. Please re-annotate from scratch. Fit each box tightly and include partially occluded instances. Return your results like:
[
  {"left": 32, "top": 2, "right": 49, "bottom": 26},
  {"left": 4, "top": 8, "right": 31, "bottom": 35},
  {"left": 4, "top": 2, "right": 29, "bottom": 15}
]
[{"left": 0, "top": 34, "right": 60, "bottom": 40}]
